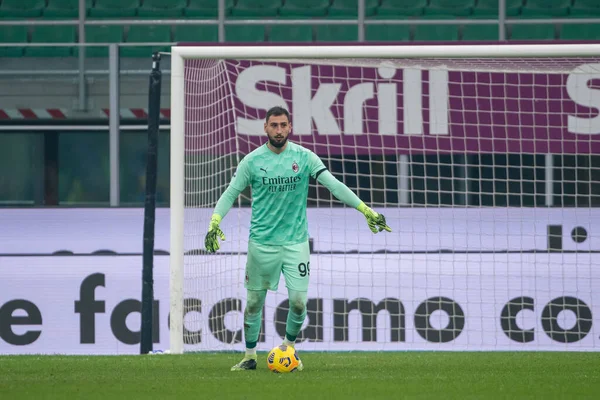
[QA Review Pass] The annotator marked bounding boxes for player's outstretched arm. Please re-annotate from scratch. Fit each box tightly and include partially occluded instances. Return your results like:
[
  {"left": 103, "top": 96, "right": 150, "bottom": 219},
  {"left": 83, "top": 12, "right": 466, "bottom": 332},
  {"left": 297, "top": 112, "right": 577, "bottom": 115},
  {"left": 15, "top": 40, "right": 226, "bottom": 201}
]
[
  {"left": 315, "top": 169, "right": 392, "bottom": 234},
  {"left": 357, "top": 202, "right": 392, "bottom": 233},
  {"left": 205, "top": 214, "right": 226, "bottom": 253},
  {"left": 205, "top": 158, "right": 250, "bottom": 253},
  {"left": 204, "top": 184, "right": 241, "bottom": 253}
]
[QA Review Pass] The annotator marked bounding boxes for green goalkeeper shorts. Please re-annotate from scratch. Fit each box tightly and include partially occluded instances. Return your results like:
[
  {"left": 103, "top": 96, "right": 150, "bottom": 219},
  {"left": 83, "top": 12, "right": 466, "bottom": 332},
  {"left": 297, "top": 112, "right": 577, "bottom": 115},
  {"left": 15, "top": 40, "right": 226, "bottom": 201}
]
[{"left": 245, "top": 239, "right": 310, "bottom": 292}]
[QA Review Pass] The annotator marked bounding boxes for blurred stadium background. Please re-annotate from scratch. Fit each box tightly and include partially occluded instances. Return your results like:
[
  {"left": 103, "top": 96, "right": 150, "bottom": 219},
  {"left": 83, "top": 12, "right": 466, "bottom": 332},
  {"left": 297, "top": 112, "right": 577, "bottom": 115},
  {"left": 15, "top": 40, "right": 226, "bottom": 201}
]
[
  {"left": 2, "top": 3, "right": 600, "bottom": 397},
  {"left": 1, "top": 0, "right": 600, "bottom": 207}
]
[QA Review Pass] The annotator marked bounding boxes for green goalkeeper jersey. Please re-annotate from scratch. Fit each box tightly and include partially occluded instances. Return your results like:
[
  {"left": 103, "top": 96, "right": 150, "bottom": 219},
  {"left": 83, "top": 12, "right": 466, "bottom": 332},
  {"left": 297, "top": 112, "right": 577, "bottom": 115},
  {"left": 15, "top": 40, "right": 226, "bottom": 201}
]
[{"left": 217, "top": 141, "right": 327, "bottom": 245}]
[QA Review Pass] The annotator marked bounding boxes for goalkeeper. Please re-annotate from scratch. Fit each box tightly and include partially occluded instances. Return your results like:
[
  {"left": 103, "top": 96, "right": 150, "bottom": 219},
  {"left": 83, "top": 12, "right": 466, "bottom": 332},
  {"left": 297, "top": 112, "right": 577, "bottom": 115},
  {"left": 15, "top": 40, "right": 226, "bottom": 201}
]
[{"left": 205, "top": 106, "right": 391, "bottom": 371}]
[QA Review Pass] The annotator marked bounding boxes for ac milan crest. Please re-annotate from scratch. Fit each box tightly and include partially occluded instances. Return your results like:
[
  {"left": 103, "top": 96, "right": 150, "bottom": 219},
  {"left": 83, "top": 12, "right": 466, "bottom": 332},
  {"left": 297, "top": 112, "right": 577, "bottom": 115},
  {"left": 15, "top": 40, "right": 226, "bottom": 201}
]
[{"left": 292, "top": 161, "right": 299, "bottom": 173}]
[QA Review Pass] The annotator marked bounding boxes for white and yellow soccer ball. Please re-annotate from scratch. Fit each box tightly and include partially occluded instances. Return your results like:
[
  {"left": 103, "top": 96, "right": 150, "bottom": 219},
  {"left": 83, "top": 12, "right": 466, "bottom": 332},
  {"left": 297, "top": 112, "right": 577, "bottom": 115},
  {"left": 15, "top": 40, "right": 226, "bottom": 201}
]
[{"left": 266, "top": 344, "right": 300, "bottom": 373}]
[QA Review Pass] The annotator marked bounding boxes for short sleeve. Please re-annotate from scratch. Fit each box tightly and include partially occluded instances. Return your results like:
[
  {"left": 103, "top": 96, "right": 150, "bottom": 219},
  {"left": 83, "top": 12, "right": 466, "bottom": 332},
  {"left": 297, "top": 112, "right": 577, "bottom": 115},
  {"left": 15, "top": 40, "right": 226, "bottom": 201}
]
[
  {"left": 307, "top": 150, "right": 327, "bottom": 179},
  {"left": 229, "top": 157, "right": 251, "bottom": 191}
]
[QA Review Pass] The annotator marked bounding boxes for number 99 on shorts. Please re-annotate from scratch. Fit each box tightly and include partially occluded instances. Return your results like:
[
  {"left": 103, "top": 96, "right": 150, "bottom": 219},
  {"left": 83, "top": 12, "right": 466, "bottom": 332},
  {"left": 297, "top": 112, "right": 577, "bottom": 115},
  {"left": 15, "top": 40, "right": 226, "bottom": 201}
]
[{"left": 297, "top": 262, "right": 310, "bottom": 277}]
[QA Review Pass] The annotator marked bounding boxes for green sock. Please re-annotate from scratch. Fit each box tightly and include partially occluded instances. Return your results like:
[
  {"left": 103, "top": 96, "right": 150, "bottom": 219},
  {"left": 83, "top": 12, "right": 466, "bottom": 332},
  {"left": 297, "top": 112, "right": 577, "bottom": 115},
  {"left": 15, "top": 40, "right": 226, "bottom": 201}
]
[
  {"left": 285, "top": 289, "right": 308, "bottom": 342},
  {"left": 283, "top": 335, "right": 296, "bottom": 348},
  {"left": 244, "top": 289, "right": 267, "bottom": 347}
]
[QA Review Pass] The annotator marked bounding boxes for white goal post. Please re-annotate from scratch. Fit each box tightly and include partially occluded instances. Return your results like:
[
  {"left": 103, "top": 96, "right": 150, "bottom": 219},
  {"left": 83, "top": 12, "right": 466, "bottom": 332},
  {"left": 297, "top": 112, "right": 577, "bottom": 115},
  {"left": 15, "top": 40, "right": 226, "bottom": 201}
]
[{"left": 170, "top": 44, "right": 600, "bottom": 355}]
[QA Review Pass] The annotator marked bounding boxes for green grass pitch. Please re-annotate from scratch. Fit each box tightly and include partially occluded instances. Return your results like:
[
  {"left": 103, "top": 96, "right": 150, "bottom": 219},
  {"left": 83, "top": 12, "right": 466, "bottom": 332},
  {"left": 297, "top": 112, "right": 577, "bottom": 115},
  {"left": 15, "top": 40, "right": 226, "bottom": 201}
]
[{"left": 1, "top": 352, "right": 598, "bottom": 399}]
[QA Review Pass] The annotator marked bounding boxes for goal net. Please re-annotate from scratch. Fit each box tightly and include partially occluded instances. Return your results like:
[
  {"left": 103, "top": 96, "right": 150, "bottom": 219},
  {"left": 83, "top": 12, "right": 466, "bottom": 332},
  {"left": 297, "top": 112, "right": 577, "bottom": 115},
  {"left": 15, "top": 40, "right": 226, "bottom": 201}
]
[{"left": 169, "top": 45, "right": 600, "bottom": 353}]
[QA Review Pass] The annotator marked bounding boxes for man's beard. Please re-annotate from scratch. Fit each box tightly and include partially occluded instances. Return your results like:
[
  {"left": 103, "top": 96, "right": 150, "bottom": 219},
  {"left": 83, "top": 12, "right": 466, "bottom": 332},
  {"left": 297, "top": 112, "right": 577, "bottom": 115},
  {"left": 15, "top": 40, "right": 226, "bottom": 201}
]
[{"left": 268, "top": 135, "right": 288, "bottom": 148}]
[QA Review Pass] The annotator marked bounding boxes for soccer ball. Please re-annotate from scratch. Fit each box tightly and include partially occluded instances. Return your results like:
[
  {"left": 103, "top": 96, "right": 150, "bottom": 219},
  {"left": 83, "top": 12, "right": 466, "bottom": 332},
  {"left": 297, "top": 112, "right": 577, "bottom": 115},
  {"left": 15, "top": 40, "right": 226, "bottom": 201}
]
[{"left": 266, "top": 344, "right": 300, "bottom": 373}]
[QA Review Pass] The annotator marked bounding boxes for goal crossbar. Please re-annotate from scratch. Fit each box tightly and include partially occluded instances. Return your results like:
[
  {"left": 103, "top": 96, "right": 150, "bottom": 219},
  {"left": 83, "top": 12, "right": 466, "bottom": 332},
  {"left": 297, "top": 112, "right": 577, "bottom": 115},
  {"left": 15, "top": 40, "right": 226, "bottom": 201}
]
[{"left": 171, "top": 44, "right": 600, "bottom": 61}]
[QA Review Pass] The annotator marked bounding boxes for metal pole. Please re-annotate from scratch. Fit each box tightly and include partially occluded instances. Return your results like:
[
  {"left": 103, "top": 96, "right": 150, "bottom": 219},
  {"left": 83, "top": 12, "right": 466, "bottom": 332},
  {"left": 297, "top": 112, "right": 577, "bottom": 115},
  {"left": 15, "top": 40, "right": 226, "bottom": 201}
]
[
  {"left": 218, "top": 0, "right": 225, "bottom": 43},
  {"left": 358, "top": 0, "right": 365, "bottom": 42},
  {"left": 77, "top": 0, "right": 86, "bottom": 110},
  {"left": 109, "top": 43, "right": 120, "bottom": 207},
  {"left": 141, "top": 53, "right": 163, "bottom": 355},
  {"left": 545, "top": 154, "right": 554, "bottom": 206},
  {"left": 498, "top": 0, "right": 506, "bottom": 40},
  {"left": 43, "top": 132, "right": 59, "bottom": 206}
]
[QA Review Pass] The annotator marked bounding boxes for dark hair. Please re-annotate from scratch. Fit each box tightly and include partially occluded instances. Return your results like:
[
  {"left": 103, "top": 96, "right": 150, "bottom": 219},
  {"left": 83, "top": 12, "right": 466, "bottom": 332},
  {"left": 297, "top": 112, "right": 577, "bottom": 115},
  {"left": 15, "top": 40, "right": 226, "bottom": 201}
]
[{"left": 265, "top": 106, "right": 290, "bottom": 124}]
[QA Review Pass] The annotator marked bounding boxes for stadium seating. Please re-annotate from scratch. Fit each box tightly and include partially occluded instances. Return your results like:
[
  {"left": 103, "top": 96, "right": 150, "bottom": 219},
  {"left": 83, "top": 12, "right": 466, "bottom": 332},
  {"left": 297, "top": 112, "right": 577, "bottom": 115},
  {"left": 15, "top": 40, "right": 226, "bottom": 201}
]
[
  {"left": 44, "top": 0, "right": 93, "bottom": 19},
  {"left": 88, "top": 0, "right": 138, "bottom": 19},
  {"left": 560, "top": 23, "right": 600, "bottom": 40},
  {"left": 225, "top": 25, "right": 266, "bottom": 42},
  {"left": 121, "top": 25, "right": 171, "bottom": 57},
  {"left": 269, "top": 25, "right": 313, "bottom": 42},
  {"left": 77, "top": 25, "right": 125, "bottom": 57},
  {"left": 328, "top": 0, "right": 379, "bottom": 17},
  {"left": 425, "top": 0, "right": 475, "bottom": 17},
  {"left": 472, "top": 0, "right": 522, "bottom": 17},
  {"left": 25, "top": 25, "right": 77, "bottom": 57},
  {"left": 520, "top": 0, "right": 570, "bottom": 17},
  {"left": 567, "top": 8, "right": 594, "bottom": 18},
  {"left": 462, "top": 24, "right": 499, "bottom": 41},
  {"left": 374, "top": 0, "right": 426, "bottom": 17},
  {"left": 174, "top": 25, "right": 219, "bottom": 43},
  {"left": 0, "top": 25, "right": 27, "bottom": 57},
  {"left": 231, "top": 0, "right": 281, "bottom": 18},
  {"left": 570, "top": 0, "right": 600, "bottom": 17},
  {"left": 137, "top": 0, "right": 187, "bottom": 18},
  {"left": 315, "top": 25, "right": 359, "bottom": 42},
  {"left": 279, "top": 0, "right": 328, "bottom": 17},
  {"left": 185, "top": 0, "right": 234, "bottom": 18},
  {"left": 365, "top": 24, "right": 411, "bottom": 42},
  {"left": 0, "top": 0, "right": 45, "bottom": 18},
  {"left": 4, "top": 0, "right": 600, "bottom": 57},
  {"left": 510, "top": 23, "right": 556, "bottom": 41},
  {"left": 414, "top": 23, "right": 460, "bottom": 41},
  {"left": 89, "top": 0, "right": 139, "bottom": 18}
]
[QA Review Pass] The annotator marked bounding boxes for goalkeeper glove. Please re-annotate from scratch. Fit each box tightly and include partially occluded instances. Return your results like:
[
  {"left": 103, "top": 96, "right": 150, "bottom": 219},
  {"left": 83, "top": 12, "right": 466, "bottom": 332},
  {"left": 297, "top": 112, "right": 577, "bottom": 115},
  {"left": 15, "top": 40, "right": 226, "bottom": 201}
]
[
  {"left": 357, "top": 202, "right": 392, "bottom": 234},
  {"left": 204, "top": 214, "right": 226, "bottom": 253}
]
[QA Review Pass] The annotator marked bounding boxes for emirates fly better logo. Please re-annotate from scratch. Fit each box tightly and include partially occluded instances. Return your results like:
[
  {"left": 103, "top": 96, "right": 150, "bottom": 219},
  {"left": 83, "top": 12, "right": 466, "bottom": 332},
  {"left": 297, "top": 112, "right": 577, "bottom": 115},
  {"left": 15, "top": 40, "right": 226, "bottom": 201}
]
[{"left": 292, "top": 161, "right": 299, "bottom": 173}]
